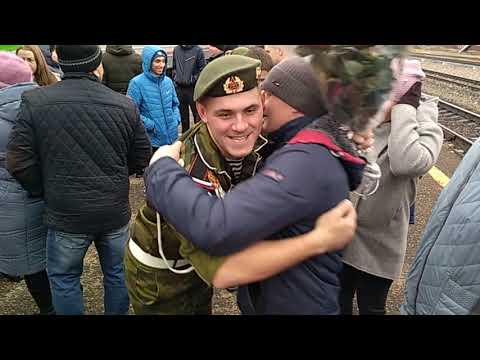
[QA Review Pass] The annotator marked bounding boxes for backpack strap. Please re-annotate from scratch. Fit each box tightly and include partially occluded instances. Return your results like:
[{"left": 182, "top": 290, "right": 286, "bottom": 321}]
[{"left": 288, "top": 129, "right": 366, "bottom": 165}]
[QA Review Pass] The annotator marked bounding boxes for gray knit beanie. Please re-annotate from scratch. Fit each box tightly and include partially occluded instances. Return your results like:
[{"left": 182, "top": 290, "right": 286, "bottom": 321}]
[{"left": 261, "top": 56, "right": 327, "bottom": 117}]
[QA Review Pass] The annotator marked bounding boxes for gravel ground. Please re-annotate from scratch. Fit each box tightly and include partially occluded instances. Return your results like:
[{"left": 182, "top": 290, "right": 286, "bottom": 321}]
[
  {"left": 423, "top": 79, "right": 480, "bottom": 115},
  {"left": 0, "top": 145, "right": 461, "bottom": 315}
]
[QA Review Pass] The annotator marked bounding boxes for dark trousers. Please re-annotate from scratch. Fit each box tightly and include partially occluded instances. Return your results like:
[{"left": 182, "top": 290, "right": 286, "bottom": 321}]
[
  {"left": 136, "top": 147, "right": 158, "bottom": 177},
  {"left": 176, "top": 84, "right": 199, "bottom": 133},
  {"left": 24, "top": 270, "right": 55, "bottom": 315},
  {"left": 339, "top": 263, "right": 393, "bottom": 315}
]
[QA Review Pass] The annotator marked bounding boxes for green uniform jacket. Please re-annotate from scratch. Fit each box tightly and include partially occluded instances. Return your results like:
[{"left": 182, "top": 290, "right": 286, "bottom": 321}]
[{"left": 125, "top": 122, "right": 267, "bottom": 314}]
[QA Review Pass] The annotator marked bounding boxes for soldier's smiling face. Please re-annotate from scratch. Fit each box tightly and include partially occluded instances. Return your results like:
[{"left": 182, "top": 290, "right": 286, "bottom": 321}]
[{"left": 197, "top": 88, "right": 263, "bottom": 160}]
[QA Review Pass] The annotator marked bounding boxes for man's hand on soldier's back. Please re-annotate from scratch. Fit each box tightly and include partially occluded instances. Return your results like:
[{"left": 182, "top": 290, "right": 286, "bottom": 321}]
[{"left": 309, "top": 200, "right": 357, "bottom": 254}]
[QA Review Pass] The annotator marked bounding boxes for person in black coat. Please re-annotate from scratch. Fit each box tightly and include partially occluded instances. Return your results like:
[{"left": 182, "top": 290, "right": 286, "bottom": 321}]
[
  {"left": 7, "top": 45, "right": 151, "bottom": 315},
  {"left": 172, "top": 45, "right": 206, "bottom": 132}
]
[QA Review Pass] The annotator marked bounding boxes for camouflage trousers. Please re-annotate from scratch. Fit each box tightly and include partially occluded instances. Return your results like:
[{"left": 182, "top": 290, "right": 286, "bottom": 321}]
[{"left": 124, "top": 246, "right": 213, "bottom": 315}]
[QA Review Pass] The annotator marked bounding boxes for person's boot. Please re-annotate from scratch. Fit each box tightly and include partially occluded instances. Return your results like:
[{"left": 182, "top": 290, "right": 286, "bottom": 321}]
[{"left": 24, "top": 270, "right": 55, "bottom": 315}]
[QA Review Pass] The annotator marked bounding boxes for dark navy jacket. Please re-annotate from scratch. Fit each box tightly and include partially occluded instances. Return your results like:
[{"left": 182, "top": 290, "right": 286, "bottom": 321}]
[
  {"left": 172, "top": 45, "right": 206, "bottom": 87},
  {"left": 145, "top": 116, "right": 365, "bottom": 314}
]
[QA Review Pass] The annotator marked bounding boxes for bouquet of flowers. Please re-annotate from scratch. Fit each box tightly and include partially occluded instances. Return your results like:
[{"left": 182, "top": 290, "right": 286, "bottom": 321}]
[
  {"left": 295, "top": 45, "right": 407, "bottom": 197},
  {"left": 295, "top": 45, "right": 407, "bottom": 133}
]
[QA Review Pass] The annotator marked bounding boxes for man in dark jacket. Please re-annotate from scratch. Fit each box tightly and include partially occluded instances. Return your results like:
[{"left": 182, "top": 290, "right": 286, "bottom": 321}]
[
  {"left": 6, "top": 45, "right": 151, "bottom": 315},
  {"left": 145, "top": 57, "right": 366, "bottom": 314},
  {"left": 172, "top": 45, "right": 206, "bottom": 132},
  {"left": 102, "top": 45, "right": 142, "bottom": 94}
]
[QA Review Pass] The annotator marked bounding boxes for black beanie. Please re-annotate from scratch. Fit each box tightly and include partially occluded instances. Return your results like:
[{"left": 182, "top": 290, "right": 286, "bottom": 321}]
[
  {"left": 56, "top": 45, "right": 102, "bottom": 73},
  {"left": 261, "top": 56, "right": 327, "bottom": 117}
]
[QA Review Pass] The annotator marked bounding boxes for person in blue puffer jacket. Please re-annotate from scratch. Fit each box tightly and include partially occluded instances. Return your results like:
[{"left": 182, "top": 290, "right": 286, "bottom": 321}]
[{"left": 127, "top": 46, "right": 180, "bottom": 170}]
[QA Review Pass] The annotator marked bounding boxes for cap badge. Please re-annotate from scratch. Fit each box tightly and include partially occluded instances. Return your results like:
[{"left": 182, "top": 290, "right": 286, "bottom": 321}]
[
  {"left": 256, "top": 66, "right": 262, "bottom": 79},
  {"left": 223, "top": 76, "right": 244, "bottom": 94}
]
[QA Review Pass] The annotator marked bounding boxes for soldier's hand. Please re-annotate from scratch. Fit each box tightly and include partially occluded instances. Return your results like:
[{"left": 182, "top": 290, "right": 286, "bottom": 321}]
[
  {"left": 149, "top": 141, "right": 183, "bottom": 166},
  {"left": 311, "top": 200, "right": 357, "bottom": 254}
]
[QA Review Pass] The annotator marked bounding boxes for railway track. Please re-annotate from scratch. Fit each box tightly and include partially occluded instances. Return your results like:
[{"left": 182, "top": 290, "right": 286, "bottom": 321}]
[
  {"left": 434, "top": 97, "right": 479, "bottom": 154},
  {"left": 409, "top": 53, "right": 480, "bottom": 67},
  {"left": 424, "top": 69, "right": 480, "bottom": 92}
]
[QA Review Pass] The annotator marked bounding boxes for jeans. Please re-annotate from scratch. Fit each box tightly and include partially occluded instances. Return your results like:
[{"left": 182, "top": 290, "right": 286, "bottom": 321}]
[
  {"left": 47, "top": 224, "right": 130, "bottom": 315},
  {"left": 339, "top": 263, "right": 393, "bottom": 315}
]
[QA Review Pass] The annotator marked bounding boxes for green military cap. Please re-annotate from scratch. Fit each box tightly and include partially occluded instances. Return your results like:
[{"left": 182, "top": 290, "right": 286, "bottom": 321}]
[
  {"left": 228, "top": 47, "right": 250, "bottom": 56},
  {"left": 194, "top": 54, "right": 261, "bottom": 101}
]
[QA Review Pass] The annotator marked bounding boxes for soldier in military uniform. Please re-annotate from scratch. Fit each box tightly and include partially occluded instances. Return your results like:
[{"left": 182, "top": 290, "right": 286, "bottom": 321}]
[{"left": 124, "top": 55, "right": 358, "bottom": 315}]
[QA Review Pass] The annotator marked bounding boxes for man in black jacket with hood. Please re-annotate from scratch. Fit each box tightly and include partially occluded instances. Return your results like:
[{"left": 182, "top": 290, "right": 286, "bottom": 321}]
[
  {"left": 102, "top": 45, "right": 142, "bottom": 94},
  {"left": 172, "top": 45, "right": 206, "bottom": 132},
  {"left": 7, "top": 45, "right": 151, "bottom": 315}
]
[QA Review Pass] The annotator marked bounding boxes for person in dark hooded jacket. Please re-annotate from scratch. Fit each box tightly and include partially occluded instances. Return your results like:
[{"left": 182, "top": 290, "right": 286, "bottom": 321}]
[
  {"left": 103, "top": 45, "right": 142, "bottom": 94},
  {"left": 172, "top": 45, "right": 206, "bottom": 132}
]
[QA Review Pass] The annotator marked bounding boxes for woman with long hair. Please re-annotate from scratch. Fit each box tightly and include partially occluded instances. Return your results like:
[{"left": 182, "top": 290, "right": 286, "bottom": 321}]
[{"left": 16, "top": 45, "right": 58, "bottom": 86}]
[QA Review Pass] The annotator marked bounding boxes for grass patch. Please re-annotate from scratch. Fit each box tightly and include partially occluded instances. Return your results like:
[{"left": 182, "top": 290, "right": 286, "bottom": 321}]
[{"left": 0, "top": 45, "right": 21, "bottom": 52}]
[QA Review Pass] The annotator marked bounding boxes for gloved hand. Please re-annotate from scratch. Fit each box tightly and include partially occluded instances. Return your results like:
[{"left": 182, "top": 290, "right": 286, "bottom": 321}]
[{"left": 398, "top": 81, "right": 422, "bottom": 109}]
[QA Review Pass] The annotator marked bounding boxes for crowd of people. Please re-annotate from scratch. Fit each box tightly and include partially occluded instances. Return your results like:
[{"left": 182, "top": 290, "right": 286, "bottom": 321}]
[{"left": 0, "top": 44, "right": 479, "bottom": 315}]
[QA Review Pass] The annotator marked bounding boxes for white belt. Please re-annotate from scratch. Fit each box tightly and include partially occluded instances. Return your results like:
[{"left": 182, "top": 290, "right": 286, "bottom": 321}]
[{"left": 128, "top": 239, "right": 191, "bottom": 270}]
